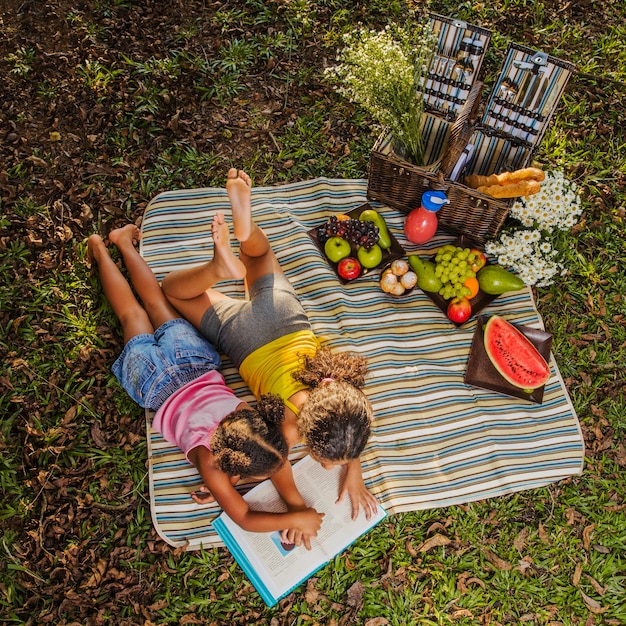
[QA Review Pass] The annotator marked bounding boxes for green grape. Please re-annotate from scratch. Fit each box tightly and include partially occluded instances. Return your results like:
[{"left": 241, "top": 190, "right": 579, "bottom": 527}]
[{"left": 434, "top": 244, "right": 482, "bottom": 300}]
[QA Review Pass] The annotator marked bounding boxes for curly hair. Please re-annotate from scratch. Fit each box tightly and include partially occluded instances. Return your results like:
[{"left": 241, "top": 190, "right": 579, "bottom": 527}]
[
  {"left": 210, "top": 395, "right": 287, "bottom": 478},
  {"left": 293, "top": 348, "right": 372, "bottom": 462},
  {"left": 292, "top": 347, "right": 368, "bottom": 389}
]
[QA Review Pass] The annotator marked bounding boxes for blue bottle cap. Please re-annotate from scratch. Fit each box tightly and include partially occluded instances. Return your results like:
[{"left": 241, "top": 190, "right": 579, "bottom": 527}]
[{"left": 422, "top": 190, "right": 449, "bottom": 212}]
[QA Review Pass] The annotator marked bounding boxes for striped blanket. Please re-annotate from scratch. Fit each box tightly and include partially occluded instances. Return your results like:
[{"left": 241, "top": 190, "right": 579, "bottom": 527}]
[{"left": 140, "top": 177, "right": 584, "bottom": 549}]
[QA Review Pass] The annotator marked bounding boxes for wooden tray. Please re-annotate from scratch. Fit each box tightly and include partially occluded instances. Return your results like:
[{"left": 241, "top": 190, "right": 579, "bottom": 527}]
[
  {"left": 416, "top": 236, "right": 497, "bottom": 326},
  {"left": 307, "top": 203, "right": 405, "bottom": 285},
  {"left": 464, "top": 315, "right": 552, "bottom": 403}
]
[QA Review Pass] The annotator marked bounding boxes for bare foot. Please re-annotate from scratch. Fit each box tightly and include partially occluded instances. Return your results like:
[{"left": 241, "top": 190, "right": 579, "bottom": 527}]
[
  {"left": 226, "top": 168, "right": 253, "bottom": 242},
  {"left": 210, "top": 211, "right": 246, "bottom": 281},
  {"left": 86, "top": 234, "right": 107, "bottom": 267},
  {"left": 108, "top": 224, "right": 140, "bottom": 248}
]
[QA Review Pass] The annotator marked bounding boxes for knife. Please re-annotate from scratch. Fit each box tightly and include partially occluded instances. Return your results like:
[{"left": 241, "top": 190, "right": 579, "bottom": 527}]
[
  {"left": 523, "top": 65, "right": 548, "bottom": 109},
  {"left": 512, "top": 61, "right": 534, "bottom": 105}
]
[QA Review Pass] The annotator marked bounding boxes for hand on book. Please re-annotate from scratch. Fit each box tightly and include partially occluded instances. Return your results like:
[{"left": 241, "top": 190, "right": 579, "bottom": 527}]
[
  {"left": 337, "top": 459, "right": 380, "bottom": 520},
  {"left": 280, "top": 507, "right": 325, "bottom": 550}
]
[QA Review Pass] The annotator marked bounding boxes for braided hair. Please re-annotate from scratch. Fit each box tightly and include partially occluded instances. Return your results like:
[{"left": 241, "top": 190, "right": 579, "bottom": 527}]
[
  {"left": 292, "top": 347, "right": 372, "bottom": 462},
  {"left": 210, "top": 395, "right": 287, "bottom": 478}
]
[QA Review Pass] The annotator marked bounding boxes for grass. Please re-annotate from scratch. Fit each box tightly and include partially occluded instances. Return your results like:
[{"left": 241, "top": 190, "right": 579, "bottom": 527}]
[{"left": 1, "top": 0, "right": 625, "bottom": 624}]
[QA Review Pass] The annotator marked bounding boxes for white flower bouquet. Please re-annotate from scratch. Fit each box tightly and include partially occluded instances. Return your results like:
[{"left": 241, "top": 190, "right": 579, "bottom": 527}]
[
  {"left": 484, "top": 170, "right": 583, "bottom": 287},
  {"left": 325, "top": 22, "right": 437, "bottom": 166}
]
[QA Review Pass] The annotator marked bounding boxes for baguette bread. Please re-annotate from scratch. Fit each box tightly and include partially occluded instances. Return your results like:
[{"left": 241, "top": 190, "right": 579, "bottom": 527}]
[
  {"left": 476, "top": 179, "right": 541, "bottom": 199},
  {"left": 465, "top": 167, "right": 545, "bottom": 190}
]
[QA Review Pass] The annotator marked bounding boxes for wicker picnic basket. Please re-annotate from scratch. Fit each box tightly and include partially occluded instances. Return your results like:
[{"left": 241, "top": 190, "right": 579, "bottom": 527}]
[
  {"left": 366, "top": 84, "right": 513, "bottom": 246},
  {"left": 367, "top": 30, "right": 576, "bottom": 247}
]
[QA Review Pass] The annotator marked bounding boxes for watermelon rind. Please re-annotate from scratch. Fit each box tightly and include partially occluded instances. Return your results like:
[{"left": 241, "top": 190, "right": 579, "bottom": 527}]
[{"left": 483, "top": 315, "right": 550, "bottom": 392}]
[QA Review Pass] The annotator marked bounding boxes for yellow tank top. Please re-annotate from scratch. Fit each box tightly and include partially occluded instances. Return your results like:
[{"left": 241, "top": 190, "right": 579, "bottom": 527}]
[{"left": 239, "top": 330, "right": 319, "bottom": 408}]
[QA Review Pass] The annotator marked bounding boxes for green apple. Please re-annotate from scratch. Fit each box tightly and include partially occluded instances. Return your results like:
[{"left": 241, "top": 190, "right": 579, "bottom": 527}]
[
  {"left": 357, "top": 243, "right": 383, "bottom": 269},
  {"left": 324, "top": 236, "right": 351, "bottom": 263}
]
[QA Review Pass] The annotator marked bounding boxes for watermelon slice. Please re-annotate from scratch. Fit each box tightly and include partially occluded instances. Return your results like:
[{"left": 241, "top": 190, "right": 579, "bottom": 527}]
[{"left": 483, "top": 315, "right": 550, "bottom": 393}]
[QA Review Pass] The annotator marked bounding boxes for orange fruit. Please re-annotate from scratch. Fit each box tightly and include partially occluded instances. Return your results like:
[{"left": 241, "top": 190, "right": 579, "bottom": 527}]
[
  {"left": 463, "top": 276, "right": 480, "bottom": 299},
  {"left": 336, "top": 214, "right": 351, "bottom": 221}
]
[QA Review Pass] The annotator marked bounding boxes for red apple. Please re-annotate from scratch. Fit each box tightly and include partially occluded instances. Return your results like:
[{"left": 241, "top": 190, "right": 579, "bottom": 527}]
[
  {"left": 337, "top": 257, "right": 362, "bottom": 280},
  {"left": 469, "top": 248, "right": 487, "bottom": 273},
  {"left": 447, "top": 296, "right": 472, "bottom": 323}
]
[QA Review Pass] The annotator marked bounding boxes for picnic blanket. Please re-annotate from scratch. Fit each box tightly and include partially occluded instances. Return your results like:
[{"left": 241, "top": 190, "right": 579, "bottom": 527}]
[{"left": 140, "top": 177, "right": 584, "bottom": 549}]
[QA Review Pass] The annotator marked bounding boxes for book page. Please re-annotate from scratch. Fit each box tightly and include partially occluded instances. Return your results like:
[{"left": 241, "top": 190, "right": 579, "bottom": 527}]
[{"left": 213, "top": 455, "right": 386, "bottom": 602}]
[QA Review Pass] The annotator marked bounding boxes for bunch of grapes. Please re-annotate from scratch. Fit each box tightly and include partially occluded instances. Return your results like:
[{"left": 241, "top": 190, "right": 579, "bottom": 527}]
[
  {"left": 434, "top": 245, "right": 477, "bottom": 300},
  {"left": 316, "top": 216, "right": 380, "bottom": 250}
]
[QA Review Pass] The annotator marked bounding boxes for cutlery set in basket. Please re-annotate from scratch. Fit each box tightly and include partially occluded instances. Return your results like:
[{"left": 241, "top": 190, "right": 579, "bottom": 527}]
[{"left": 367, "top": 13, "right": 575, "bottom": 246}]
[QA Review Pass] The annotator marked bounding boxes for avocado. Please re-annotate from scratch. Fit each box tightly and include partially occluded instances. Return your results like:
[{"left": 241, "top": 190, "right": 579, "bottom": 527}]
[{"left": 359, "top": 208, "right": 392, "bottom": 250}]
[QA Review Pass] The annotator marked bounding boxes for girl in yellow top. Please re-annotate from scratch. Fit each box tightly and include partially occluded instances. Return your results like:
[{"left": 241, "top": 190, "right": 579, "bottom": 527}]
[{"left": 162, "top": 168, "right": 378, "bottom": 548}]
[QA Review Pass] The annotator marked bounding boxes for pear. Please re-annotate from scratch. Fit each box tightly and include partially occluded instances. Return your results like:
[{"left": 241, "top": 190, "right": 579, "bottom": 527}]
[
  {"left": 477, "top": 265, "right": 525, "bottom": 295},
  {"left": 408, "top": 255, "right": 443, "bottom": 293}
]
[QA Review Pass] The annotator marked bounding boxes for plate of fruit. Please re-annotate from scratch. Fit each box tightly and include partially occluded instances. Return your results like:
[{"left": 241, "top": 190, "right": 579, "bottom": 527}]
[
  {"left": 308, "top": 203, "right": 405, "bottom": 284},
  {"left": 465, "top": 315, "right": 552, "bottom": 403},
  {"left": 409, "top": 236, "right": 526, "bottom": 326}
]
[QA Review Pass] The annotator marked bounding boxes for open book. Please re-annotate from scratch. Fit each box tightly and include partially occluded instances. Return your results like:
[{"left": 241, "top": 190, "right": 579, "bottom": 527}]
[{"left": 212, "top": 455, "right": 387, "bottom": 607}]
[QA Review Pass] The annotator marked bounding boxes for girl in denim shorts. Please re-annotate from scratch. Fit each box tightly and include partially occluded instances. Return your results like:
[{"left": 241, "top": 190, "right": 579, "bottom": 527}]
[{"left": 86, "top": 225, "right": 324, "bottom": 542}]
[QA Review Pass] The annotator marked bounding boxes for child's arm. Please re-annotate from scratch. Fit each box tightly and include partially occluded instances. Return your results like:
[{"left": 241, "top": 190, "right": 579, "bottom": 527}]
[
  {"left": 268, "top": 460, "right": 324, "bottom": 549},
  {"left": 188, "top": 446, "right": 324, "bottom": 546},
  {"left": 336, "top": 459, "right": 379, "bottom": 521}
]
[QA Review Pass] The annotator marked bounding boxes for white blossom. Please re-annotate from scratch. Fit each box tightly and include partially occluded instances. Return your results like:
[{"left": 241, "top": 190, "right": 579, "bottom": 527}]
[{"left": 485, "top": 170, "right": 582, "bottom": 287}]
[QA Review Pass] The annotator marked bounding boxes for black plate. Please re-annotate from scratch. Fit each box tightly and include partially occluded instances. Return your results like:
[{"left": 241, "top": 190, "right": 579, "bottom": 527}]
[
  {"left": 307, "top": 203, "right": 405, "bottom": 284},
  {"left": 464, "top": 315, "right": 552, "bottom": 404},
  {"left": 418, "top": 236, "right": 498, "bottom": 326}
]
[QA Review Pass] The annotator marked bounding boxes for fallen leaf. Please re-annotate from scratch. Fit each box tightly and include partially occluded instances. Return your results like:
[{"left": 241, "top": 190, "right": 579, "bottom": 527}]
[
  {"left": 418, "top": 533, "right": 451, "bottom": 552},
  {"left": 572, "top": 562, "right": 583, "bottom": 586},
  {"left": 346, "top": 580, "right": 364, "bottom": 608},
  {"left": 584, "top": 573, "right": 607, "bottom": 595},
  {"left": 580, "top": 590, "right": 609, "bottom": 614},
  {"left": 406, "top": 537, "right": 418, "bottom": 557},
  {"left": 514, "top": 527, "right": 529, "bottom": 552},
  {"left": 83, "top": 558, "right": 107, "bottom": 588},
  {"left": 91, "top": 421, "right": 107, "bottom": 448},
  {"left": 582, "top": 524, "right": 595, "bottom": 551},
  {"left": 482, "top": 548, "right": 513, "bottom": 571}
]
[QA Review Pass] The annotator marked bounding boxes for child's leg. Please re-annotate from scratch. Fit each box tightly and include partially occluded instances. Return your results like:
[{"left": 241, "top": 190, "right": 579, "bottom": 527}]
[
  {"left": 108, "top": 225, "right": 181, "bottom": 332},
  {"left": 160, "top": 213, "right": 247, "bottom": 330},
  {"left": 88, "top": 231, "right": 154, "bottom": 344},
  {"left": 226, "top": 168, "right": 283, "bottom": 289}
]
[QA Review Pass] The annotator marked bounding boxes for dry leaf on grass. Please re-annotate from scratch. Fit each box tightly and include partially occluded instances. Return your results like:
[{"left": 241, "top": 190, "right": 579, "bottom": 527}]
[
  {"left": 580, "top": 590, "right": 609, "bottom": 614},
  {"left": 584, "top": 573, "right": 607, "bottom": 595},
  {"left": 417, "top": 533, "right": 451, "bottom": 552},
  {"left": 514, "top": 527, "right": 529, "bottom": 552},
  {"left": 481, "top": 548, "right": 513, "bottom": 571},
  {"left": 346, "top": 581, "right": 365, "bottom": 608},
  {"left": 582, "top": 524, "right": 595, "bottom": 551}
]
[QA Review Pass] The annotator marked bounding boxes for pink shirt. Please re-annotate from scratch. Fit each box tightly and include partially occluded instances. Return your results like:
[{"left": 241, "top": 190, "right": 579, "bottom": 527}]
[{"left": 151, "top": 370, "right": 242, "bottom": 459}]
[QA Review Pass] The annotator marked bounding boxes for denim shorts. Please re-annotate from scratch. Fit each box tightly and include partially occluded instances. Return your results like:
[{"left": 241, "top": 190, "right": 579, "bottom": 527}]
[{"left": 112, "top": 318, "right": 221, "bottom": 411}]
